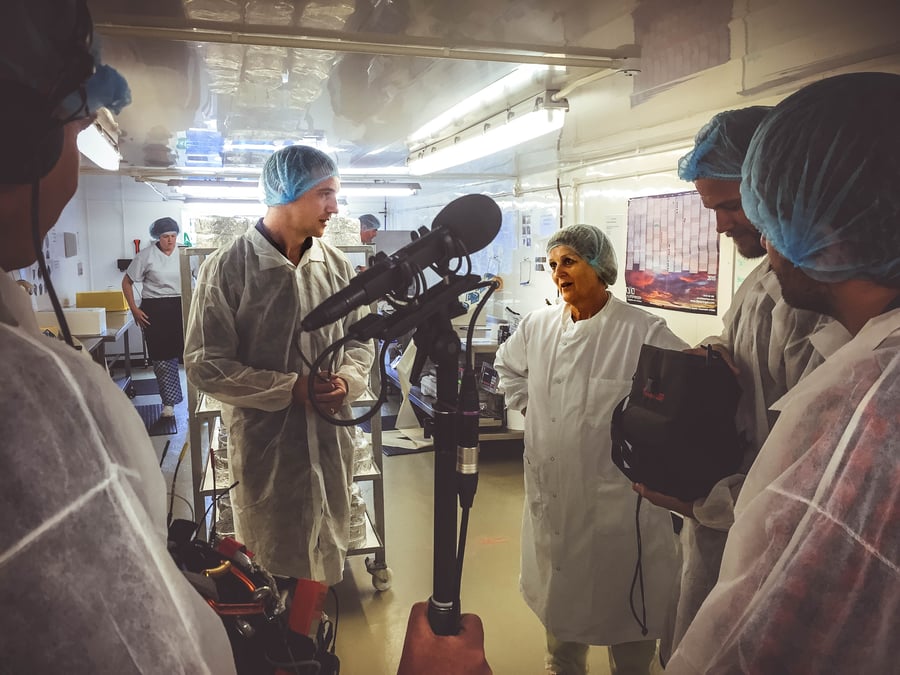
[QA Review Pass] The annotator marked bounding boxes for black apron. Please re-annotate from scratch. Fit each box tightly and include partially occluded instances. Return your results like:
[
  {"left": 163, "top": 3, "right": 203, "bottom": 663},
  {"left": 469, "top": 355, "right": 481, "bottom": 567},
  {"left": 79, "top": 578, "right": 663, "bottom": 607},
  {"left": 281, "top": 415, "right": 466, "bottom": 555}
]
[{"left": 140, "top": 296, "right": 184, "bottom": 361}]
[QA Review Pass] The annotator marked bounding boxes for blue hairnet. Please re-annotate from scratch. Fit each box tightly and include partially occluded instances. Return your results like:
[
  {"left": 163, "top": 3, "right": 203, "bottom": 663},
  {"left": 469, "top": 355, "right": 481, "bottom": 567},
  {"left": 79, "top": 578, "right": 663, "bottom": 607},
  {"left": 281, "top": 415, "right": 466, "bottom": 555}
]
[
  {"left": 741, "top": 72, "right": 900, "bottom": 285},
  {"left": 359, "top": 213, "right": 381, "bottom": 231},
  {"left": 0, "top": 2, "right": 131, "bottom": 120},
  {"left": 547, "top": 224, "right": 618, "bottom": 285},
  {"left": 260, "top": 145, "right": 339, "bottom": 206},
  {"left": 678, "top": 106, "right": 772, "bottom": 181},
  {"left": 149, "top": 217, "right": 179, "bottom": 239}
]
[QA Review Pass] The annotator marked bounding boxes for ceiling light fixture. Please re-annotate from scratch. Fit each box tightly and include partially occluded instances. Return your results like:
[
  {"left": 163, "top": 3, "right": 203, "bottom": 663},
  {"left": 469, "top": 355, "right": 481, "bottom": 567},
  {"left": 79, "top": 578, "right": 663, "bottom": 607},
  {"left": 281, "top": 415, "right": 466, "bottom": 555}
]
[
  {"left": 170, "top": 180, "right": 420, "bottom": 200},
  {"left": 77, "top": 107, "right": 121, "bottom": 171},
  {"left": 340, "top": 182, "right": 421, "bottom": 197},
  {"left": 408, "top": 65, "right": 557, "bottom": 145},
  {"left": 407, "top": 92, "right": 568, "bottom": 176},
  {"left": 173, "top": 183, "right": 261, "bottom": 200},
  {"left": 340, "top": 166, "right": 411, "bottom": 176}
]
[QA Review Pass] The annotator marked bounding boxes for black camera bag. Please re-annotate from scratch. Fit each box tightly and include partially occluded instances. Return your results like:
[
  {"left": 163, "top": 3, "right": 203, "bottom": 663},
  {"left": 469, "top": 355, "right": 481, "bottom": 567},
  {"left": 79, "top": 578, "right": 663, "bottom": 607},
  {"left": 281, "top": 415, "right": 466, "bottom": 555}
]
[{"left": 611, "top": 344, "right": 743, "bottom": 501}]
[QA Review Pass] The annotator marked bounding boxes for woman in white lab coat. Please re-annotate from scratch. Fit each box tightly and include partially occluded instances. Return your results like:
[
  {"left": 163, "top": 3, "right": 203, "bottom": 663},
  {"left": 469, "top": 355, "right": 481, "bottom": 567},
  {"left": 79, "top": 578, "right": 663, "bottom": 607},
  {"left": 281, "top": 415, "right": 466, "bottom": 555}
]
[{"left": 494, "top": 225, "right": 687, "bottom": 675}]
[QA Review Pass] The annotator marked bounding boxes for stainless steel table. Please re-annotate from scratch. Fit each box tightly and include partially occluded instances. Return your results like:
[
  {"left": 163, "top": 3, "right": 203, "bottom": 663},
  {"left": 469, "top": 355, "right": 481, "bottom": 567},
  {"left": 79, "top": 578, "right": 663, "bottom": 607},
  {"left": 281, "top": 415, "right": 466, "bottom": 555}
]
[{"left": 74, "top": 310, "right": 135, "bottom": 396}]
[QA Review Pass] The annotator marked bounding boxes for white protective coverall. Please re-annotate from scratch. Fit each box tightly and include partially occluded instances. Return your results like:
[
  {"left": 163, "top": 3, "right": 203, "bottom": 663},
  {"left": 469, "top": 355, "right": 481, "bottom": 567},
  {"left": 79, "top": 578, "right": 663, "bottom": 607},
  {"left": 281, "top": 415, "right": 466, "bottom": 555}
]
[
  {"left": 671, "top": 260, "right": 848, "bottom": 649},
  {"left": 668, "top": 307, "right": 900, "bottom": 673},
  {"left": 0, "top": 273, "right": 236, "bottom": 673},
  {"left": 494, "top": 294, "right": 689, "bottom": 645},
  {"left": 184, "top": 227, "right": 374, "bottom": 585}
]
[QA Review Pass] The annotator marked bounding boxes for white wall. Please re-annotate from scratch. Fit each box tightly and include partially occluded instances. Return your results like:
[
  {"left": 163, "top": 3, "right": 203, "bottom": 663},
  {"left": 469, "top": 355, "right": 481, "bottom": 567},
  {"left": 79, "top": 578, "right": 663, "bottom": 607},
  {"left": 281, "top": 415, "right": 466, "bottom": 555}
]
[
  {"left": 75, "top": 175, "right": 182, "bottom": 355},
  {"left": 26, "top": 189, "right": 93, "bottom": 313}
]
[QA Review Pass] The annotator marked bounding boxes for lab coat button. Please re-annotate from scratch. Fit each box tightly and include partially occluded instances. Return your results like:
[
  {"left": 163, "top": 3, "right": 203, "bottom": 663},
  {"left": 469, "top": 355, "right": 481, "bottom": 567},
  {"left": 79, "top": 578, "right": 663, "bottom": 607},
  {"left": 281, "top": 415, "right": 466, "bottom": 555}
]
[{"left": 550, "top": 456, "right": 555, "bottom": 461}]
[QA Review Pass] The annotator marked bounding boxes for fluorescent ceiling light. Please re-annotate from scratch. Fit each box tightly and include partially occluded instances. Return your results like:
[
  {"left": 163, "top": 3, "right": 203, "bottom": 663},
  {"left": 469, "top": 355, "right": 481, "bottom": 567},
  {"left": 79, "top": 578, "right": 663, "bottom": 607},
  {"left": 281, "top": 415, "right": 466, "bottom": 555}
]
[
  {"left": 408, "top": 65, "right": 555, "bottom": 145},
  {"left": 222, "top": 137, "right": 338, "bottom": 155},
  {"left": 408, "top": 98, "right": 566, "bottom": 175},
  {"left": 181, "top": 200, "right": 265, "bottom": 217},
  {"left": 341, "top": 182, "right": 421, "bottom": 197},
  {"left": 340, "top": 166, "right": 410, "bottom": 176},
  {"left": 174, "top": 184, "right": 261, "bottom": 200},
  {"left": 77, "top": 109, "right": 120, "bottom": 171},
  {"left": 171, "top": 180, "right": 420, "bottom": 200}
]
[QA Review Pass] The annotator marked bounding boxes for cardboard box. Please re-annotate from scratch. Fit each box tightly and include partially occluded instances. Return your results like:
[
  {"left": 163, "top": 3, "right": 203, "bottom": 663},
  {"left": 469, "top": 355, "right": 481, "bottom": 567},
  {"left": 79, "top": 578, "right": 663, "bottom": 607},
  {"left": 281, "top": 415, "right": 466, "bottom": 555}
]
[
  {"left": 76, "top": 290, "right": 129, "bottom": 312},
  {"left": 36, "top": 307, "right": 107, "bottom": 336}
]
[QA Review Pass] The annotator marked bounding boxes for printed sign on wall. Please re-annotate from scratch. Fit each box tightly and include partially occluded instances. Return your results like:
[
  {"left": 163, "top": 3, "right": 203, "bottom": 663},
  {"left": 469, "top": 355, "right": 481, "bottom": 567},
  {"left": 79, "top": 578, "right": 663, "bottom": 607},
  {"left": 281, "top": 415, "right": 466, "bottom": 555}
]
[{"left": 625, "top": 191, "right": 719, "bottom": 314}]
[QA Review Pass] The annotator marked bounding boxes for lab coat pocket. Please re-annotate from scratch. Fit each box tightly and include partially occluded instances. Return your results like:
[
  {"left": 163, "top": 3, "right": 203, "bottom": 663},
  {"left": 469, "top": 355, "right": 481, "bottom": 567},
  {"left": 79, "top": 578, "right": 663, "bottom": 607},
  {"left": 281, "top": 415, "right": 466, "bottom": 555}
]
[
  {"left": 585, "top": 377, "right": 632, "bottom": 480},
  {"left": 523, "top": 455, "right": 547, "bottom": 521},
  {"left": 584, "top": 377, "right": 632, "bottom": 423}
]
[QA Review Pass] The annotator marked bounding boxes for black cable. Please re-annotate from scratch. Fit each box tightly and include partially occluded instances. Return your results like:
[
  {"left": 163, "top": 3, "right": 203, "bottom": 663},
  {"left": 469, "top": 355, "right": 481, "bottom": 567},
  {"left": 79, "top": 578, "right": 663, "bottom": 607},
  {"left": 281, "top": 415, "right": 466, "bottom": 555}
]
[
  {"left": 166, "top": 492, "right": 195, "bottom": 521},
  {"left": 464, "top": 280, "right": 499, "bottom": 371},
  {"left": 209, "top": 421, "right": 218, "bottom": 541},
  {"left": 327, "top": 585, "right": 340, "bottom": 651},
  {"left": 628, "top": 494, "right": 649, "bottom": 636},
  {"left": 30, "top": 180, "right": 75, "bottom": 348},
  {"left": 201, "top": 480, "right": 239, "bottom": 542},
  {"left": 167, "top": 441, "right": 190, "bottom": 527},
  {"left": 303, "top": 337, "right": 390, "bottom": 427},
  {"left": 456, "top": 506, "right": 471, "bottom": 611},
  {"left": 158, "top": 439, "right": 171, "bottom": 467}
]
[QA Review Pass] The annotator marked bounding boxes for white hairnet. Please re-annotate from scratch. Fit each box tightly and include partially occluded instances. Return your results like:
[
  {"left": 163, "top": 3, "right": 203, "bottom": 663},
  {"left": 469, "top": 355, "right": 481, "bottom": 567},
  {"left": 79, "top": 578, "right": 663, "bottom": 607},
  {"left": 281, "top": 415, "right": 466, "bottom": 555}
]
[
  {"left": 547, "top": 224, "right": 618, "bottom": 285},
  {"left": 677, "top": 107, "right": 772, "bottom": 182},
  {"left": 260, "top": 145, "right": 339, "bottom": 206},
  {"left": 741, "top": 72, "right": 900, "bottom": 285}
]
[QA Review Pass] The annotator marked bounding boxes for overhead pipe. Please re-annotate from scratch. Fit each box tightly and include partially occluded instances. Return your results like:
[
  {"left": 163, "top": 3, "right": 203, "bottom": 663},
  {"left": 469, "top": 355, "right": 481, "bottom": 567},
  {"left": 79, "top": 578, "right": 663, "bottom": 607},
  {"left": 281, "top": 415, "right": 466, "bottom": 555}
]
[{"left": 95, "top": 17, "right": 636, "bottom": 69}]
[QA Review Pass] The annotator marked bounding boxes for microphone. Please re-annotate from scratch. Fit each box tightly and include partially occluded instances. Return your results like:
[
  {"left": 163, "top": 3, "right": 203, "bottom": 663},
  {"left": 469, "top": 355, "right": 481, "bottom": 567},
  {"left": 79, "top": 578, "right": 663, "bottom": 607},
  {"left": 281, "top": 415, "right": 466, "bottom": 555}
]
[{"left": 301, "top": 194, "right": 501, "bottom": 332}]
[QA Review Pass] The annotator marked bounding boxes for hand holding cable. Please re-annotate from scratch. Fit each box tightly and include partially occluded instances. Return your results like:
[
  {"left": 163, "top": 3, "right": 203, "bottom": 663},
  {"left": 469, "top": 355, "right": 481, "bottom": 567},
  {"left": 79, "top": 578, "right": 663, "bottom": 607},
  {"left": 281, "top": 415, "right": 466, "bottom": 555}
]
[
  {"left": 291, "top": 371, "right": 347, "bottom": 414},
  {"left": 315, "top": 373, "right": 348, "bottom": 415}
]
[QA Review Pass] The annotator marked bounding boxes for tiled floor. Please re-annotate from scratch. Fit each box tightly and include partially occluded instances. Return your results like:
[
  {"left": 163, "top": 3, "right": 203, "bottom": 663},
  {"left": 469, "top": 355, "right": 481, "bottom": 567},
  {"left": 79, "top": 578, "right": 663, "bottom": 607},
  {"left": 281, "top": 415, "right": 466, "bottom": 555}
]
[{"left": 134, "top": 367, "right": 633, "bottom": 674}]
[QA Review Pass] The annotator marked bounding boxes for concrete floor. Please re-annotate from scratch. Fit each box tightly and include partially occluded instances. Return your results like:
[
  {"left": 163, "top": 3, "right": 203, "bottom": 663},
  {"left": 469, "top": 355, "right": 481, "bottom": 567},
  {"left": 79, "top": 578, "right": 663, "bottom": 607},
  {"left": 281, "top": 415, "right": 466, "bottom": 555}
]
[{"left": 137, "top": 367, "right": 634, "bottom": 674}]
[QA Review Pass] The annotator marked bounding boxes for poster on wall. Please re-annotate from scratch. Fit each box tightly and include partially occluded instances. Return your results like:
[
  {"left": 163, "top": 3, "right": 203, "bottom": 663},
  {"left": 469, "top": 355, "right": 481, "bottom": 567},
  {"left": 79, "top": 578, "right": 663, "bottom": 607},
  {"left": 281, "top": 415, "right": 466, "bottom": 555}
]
[{"left": 624, "top": 191, "right": 719, "bottom": 314}]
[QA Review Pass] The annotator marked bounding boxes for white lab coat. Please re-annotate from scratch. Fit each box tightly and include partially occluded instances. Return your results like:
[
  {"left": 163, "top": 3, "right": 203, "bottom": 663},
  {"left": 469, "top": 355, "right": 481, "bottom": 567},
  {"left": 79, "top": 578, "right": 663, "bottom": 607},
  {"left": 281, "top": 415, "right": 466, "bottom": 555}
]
[
  {"left": 671, "top": 260, "right": 848, "bottom": 650},
  {"left": 184, "top": 228, "right": 374, "bottom": 584},
  {"left": 494, "top": 294, "right": 689, "bottom": 645},
  {"left": 668, "top": 307, "right": 900, "bottom": 674},
  {"left": 0, "top": 273, "right": 236, "bottom": 673}
]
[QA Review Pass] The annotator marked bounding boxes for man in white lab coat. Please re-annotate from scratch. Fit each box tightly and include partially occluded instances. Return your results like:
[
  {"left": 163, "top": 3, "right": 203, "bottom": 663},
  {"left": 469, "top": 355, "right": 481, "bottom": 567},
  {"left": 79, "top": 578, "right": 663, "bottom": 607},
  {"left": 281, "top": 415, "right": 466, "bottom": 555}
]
[
  {"left": 0, "top": 2, "right": 237, "bottom": 672},
  {"left": 495, "top": 225, "right": 687, "bottom": 675},
  {"left": 185, "top": 145, "right": 374, "bottom": 586},
  {"left": 633, "top": 107, "right": 847, "bottom": 656},
  {"left": 668, "top": 71, "right": 900, "bottom": 673}
]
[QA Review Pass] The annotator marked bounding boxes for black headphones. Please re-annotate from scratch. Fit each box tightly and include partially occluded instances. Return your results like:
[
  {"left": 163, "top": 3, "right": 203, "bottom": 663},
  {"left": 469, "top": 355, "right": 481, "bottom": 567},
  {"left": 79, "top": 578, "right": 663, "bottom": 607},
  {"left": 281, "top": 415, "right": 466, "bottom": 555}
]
[{"left": 0, "top": 0, "right": 95, "bottom": 184}]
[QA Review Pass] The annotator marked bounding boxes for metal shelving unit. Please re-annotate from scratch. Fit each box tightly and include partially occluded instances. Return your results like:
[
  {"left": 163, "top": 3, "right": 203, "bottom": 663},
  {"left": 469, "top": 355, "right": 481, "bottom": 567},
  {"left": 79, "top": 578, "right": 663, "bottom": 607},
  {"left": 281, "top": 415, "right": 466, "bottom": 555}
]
[
  {"left": 338, "top": 243, "right": 391, "bottom": 590},
  {"left": 180, "top": 247, "right": 218, "bottom": 536}
]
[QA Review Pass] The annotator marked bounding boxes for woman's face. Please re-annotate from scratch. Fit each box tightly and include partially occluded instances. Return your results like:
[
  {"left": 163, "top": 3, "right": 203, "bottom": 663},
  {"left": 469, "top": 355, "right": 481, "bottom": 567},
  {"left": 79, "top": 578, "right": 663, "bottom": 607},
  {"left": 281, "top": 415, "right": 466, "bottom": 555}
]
[
  {"left": 548, "top": 244, "right": 606, "bottom": 306},
  {"left": 157, "top": 232, "right": 178, "bottom": 254}
]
